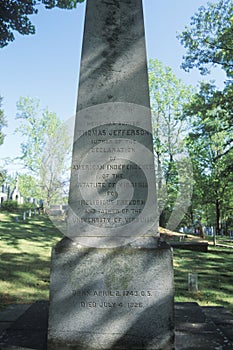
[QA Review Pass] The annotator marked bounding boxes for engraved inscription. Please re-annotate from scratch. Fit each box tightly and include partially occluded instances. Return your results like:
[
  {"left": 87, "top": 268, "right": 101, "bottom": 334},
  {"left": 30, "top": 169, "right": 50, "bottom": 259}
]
[
  {"left": 72, "top": 290, "right": 152, "bottom": 297},
  {"left": 67, "top": 103, "right": 158, "bottom": 246},
  {"left": 72, "top": 290, "right": 153, "bottom": 309}
]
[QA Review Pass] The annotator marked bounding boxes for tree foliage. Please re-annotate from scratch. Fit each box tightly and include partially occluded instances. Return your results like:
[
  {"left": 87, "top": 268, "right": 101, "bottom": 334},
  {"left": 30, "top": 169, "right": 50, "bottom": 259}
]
[
  {"left": 178, "top": 0, "right": 233, "bottom": 77},
  {"left": 0, "top": 169, "right": 7, "bottom": 186},
  {"left": 184, "top": 83, "right": 233, "bottom": 233},
  {"left": 179, "top": 0, "right": 233, "bottom": 128},
  {"left": 183, "top": 81, "right": 233, "bottom": 231},
  {"left": 15, "top": 97, "right": 71, "bottom": 206},
  {"left": 0, "top": 0, "right": 84, "bottom": 48},
  {"left": 0, "top": 96, "right": 7, "bottom": 146},
  {"left": 178, "top": 0, "right": 233, "bottom": 235},
  {"left": 18, "top": 173, "right": 41, "bottom": 199},
  {"left": 148, "top": 59, "right": 194, "bottom": 229},
  {"left": 0, "top": 97, "right": 7, "bottom": 184}
]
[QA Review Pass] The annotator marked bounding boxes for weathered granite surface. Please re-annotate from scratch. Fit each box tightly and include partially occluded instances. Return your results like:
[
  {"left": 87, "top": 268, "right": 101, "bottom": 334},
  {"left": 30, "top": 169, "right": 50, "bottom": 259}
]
[
  {"left": 77, "top": 0, "right": 151, "bottom": 110},
  {"left": 2, "top": 301, "right": 233, "bottom": 349},
  {"left": 67, "top": 0, "right": 158, "bottom": 247},
  {"left": 67, "top": 102, "right": 158, "bottom": 247},
  {"left": 48, "top": 237, "right": 174, "bottom": 349},
  {"left": 48, "top": 0, "right": 174, "bottom": 348}
]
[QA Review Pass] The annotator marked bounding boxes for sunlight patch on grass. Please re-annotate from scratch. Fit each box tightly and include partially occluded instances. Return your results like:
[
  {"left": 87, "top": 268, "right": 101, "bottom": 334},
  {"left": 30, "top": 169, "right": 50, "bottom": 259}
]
[
  {"left": 0, "top": 212, "right": 62, "bottom": 308},
  {"left": 0, "top": 212, "right": 233, "bottom": 313},
  {"left": 173, "top": 246, "right": 233, "bottom": 312}
]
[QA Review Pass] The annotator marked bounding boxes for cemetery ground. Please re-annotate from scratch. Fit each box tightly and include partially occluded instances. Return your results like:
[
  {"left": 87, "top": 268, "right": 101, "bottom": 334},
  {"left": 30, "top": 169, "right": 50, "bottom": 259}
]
[{"left": 0, "top": 211, "right": 233, "bottom": 313}]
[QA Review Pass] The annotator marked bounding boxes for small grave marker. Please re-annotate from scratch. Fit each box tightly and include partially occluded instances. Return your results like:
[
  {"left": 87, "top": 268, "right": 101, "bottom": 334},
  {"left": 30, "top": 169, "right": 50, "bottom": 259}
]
[{"left": 188, "top": 273, "right": 198, "bottom": 292}]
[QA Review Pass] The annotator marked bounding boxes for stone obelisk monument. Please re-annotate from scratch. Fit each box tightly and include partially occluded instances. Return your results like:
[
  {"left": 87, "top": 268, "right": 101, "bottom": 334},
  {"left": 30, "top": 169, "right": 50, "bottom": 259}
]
[{"left": 48, "top": 0, "right": 174, "bottom": 348}]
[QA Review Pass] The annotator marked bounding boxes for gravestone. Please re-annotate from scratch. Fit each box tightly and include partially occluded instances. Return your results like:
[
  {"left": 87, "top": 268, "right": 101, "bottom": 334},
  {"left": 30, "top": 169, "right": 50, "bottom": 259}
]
[
  {"left": 28, "top": 197, "right": 34, "bottom": 204},
  {"left": 49, "top": 204, "right": 64, "bottom": 217},
  {"left": 48, "top": 0, "right": 174, "bottom": 349},
  {"left": 188, "top": 273, "right": 198, "bottom": 292}
]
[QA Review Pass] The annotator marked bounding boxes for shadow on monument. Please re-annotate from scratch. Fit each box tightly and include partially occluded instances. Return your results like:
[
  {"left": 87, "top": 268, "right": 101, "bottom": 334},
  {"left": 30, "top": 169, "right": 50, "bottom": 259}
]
[
  {"left": 47, "top": 237, "right": 174, "bottom": 349},
  {"left": 78, "top": 3, "right": 151, "bottom": 110}
]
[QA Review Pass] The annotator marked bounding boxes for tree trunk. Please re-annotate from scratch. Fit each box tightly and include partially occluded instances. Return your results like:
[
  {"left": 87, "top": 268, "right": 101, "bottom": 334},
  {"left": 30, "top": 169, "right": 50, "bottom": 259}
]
[
  {"left": 190, "top": 206, "right": 194, "bottom": 226},
  {"left": 199, "top": 223, "right": 205, "bottom": 239},
  {"left": 159, "top": 210, "right": 167, "bottom": 227},
  {"left": 157, "top": 152, "right": 165, "bottom": 227},
  {"left": 216, "top": 198, "right": 221, "bottom": 235}
]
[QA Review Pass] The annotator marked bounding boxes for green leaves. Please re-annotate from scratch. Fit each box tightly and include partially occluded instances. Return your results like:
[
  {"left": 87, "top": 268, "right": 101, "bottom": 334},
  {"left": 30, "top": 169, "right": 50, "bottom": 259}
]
[
  {"left": 0, "top": 0, "right": 84, "bottom": 48},
  {"left": 15, "top": 97, "right": 71, "bottom": 206},
  {"left": 149, "top": 59, "right": 194, "bottom": 228},
  {"left": 178, "top": 0, "right": 233, "bottom": 77},
  {"left": 184, "top": 81, "right": 233, "bottom": 232},
  {"left": 0, "top": 96, "right": 7, "bottom": 146}
]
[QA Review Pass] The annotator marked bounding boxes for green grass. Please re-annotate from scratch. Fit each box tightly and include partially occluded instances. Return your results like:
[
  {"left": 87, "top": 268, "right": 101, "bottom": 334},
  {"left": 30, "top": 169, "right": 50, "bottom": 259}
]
[
  {"left": 0, "top": 211, "right": 62, "bottom": 308},
  {"left": 173, "top": 247, "right": 233, "bottom": 312},
  {"left": 0, "top": 211, "right": 233, "bottom": 313}
]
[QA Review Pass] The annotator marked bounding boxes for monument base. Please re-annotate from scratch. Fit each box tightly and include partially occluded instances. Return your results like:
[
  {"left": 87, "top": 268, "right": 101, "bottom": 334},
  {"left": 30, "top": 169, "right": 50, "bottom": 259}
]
[{"left": 47, "top": 237, "right": 174, "bottom": 350}]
